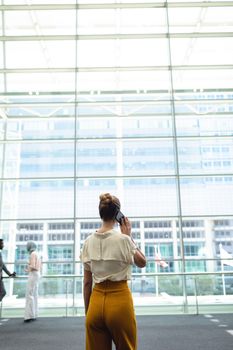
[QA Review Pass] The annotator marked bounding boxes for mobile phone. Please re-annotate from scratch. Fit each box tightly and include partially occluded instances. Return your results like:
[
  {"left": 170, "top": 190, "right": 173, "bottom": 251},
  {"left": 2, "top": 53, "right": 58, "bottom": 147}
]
[{"left": 115, "top": 210, "right": 125, "bottom": 225}]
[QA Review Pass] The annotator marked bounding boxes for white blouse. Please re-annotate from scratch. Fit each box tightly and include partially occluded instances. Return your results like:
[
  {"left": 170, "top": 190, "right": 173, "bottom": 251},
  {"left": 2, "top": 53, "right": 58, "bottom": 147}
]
[
  {"left": 28, "top": 251, "right": 41, "bottom": 272},
  {"left": 80, "top": 229, "right": 137, "bottom": 284}
]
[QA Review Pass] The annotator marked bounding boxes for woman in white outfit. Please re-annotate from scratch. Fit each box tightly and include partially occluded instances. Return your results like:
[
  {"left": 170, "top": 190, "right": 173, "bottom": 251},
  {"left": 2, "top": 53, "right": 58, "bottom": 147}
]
[{"left": 24, "top": 241, "right": 41, "bottom": 323}]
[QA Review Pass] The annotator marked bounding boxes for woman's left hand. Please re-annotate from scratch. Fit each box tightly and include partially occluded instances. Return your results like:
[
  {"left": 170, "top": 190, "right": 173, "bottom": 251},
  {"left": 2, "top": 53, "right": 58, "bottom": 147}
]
[{"left": 120, "top": 217, "right": 131, "bottom": 236}]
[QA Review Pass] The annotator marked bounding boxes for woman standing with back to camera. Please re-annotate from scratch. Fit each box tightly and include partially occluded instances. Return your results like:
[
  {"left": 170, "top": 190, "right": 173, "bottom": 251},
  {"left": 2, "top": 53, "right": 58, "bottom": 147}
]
[{"left": 80, "top": 193, "right": 146, "bottom": 350}]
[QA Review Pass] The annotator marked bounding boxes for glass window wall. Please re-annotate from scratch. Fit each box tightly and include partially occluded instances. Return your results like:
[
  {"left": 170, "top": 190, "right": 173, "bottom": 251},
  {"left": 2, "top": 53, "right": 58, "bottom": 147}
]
[{"left": 1, "top": 1, "right": 233, "bottom": 315}]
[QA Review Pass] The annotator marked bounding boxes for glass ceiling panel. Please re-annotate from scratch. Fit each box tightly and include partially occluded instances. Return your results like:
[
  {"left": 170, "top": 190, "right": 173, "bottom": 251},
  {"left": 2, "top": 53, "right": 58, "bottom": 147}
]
[
  {"left": 77, "top": 8, "right": 166, "bottom": 35},
  {"left": 6, "top": 72, "right": 75, "bottom": 93},
  {"left": 4, "top": 0, "right": 76, "bottom": 4},
  {"left": 77, "top": 39, "right": 169, "bottom": 67},
  {"left": 0, "top": 74, "right": 4, "bottom": 92},
  {"left": 77, "top": 0, "right": 164, "bottom": 3},
  {"left": 170, "top": 38, "right": 233, "bottom": 66},
  {"left": 168, "top": 7, "right": 233, "bottom": 33},
  {"left": 0, "top": 13, "right": 2, "bottom": 36},
  {"left": 76, "top": 70, "right": 170, "bottom": 91},
  {"left": 5, "top": 41, "right": 76, "bottom": 68},
  {"left": 0, "top": 43, "right": 3, "bottom": 68},
  {"left": 167, "top": 0, "right": 231, "bottom": 2},
  {"left": 4, "top": 10, "right": 76, "bottom": 36},
  {"left": 0, "top": 121, "right": 4, "bottom": 140},
  {"left": 172, "top": 69, "right": 233, "bottom": 90}
]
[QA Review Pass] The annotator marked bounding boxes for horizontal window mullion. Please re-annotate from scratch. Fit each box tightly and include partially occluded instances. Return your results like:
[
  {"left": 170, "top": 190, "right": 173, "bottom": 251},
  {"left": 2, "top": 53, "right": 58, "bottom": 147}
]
[
  {"left": 1, "top": 98, "right": 232, "bottom": 109},
  {"left": 1, "top": 134, "right": 233, "bottom": 144},
  {"left": 0, "top": 173, "right": 233, "bottom": 183},
  {"left": 0, "top": 175, "right": 177, "bottom": 182},
  {"left": 0, "top": 3, "right": 165, "bottom": 11},
  {"left": 0, "top": 213, "right": 233, "bottom": 223},
  {"left": 1, "top": 64, "right": 233, "bottom": 74},
  {"left": 1, "top": 32, "right": 233, "bottom": 41},
  {"left": 1, "top": 2, "right": 232, "bottom": 11},
  {"left": 1, "top": 112, "right": 195, "bottom": 120},
  {"left": 1, "top": 88, "right": 232, "bottom": 97},
  {"left": 168, "top": 1, "right": 233, "bottom": 8},
  {"left": 1, "top": 136, "right": 174, "bottom": 143},
  {"left": 6, "top": 111, "right": 233, "bottom": 120},
  {"left": 179, "top": 173, "right": 233, "bottom": 178}
]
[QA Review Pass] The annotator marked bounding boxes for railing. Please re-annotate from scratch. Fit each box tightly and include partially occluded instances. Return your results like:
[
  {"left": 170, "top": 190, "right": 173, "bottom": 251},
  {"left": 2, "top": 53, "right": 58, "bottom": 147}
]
[{"left": 1, "top": 271, "right": 233, "bottom": 318}]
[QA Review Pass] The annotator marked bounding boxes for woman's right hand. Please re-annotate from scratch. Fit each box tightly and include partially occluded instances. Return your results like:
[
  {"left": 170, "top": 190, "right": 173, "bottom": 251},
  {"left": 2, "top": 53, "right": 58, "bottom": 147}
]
[{"left": 120, "top": 217, "right": 131, "bottom": 236}]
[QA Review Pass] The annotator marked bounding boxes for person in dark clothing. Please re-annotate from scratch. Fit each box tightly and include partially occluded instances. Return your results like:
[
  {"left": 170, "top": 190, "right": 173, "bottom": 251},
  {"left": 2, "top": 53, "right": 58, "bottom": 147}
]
[{"left": 0, "top": 239, "right": 16, "bottom": 302}]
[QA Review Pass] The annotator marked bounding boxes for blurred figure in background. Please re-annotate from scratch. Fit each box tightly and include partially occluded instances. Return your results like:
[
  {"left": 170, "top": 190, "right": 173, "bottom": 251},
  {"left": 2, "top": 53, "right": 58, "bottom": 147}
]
[
  {"left": 0, "top": 238, "right": 16, "bottom": 302},
  {"left": 24, "top": 241, "right": 41, "bottom": 323}
]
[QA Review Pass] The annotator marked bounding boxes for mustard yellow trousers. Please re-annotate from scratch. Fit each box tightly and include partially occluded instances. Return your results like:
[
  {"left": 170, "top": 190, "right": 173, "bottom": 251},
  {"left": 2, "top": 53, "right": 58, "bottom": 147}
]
[{"left": 86, "top": 280, "right": 137, "bottom": 350}]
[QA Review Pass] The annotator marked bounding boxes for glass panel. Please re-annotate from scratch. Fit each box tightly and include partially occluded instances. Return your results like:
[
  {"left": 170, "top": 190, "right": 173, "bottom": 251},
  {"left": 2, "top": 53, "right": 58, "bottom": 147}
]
[
  {"left": 77, "top": 118, "right": 116, "bottom": 139},
  {"left": 176, "top": 115, "right": 233, "bottom": 137},
  {"left": 178, "top": 139, "right": 233, "bottom": 175},
  {"left": 5, "top": 41, "right": 76, "bottom": 68},
  {"left": 124, "top": 178, "right": 178, "bottom": 217},
  {"left": 76, "top": 141, "right": 117, "bottom": 177},
  {"left": 7, "top": 118, "right": 75, "bottom": 140},
  {"left": 76, "top": 70, "right": 170, "bottom": 91},
  {"left": 76, "top": 116, "right": 173, "bottom": 139},
  {"left": 77, "top": 8, "right": 166, "bottom": 35},
  {"left": 76, "top": 177, "right": 178, "bottom": 218},
  {"left": 0, "top": 74, "right": 4, "bottom": 92},
  {"left": 78, "top": 0, "right": 164, "bottom": 3},
  {"left": 0, "top": 143, "right": 3, "bottom": 174},
  {"left": 122, "top": 116, "right": 173, "bottom": 137},
  {"left": 168, "top": 7, "right": 233, "bottom": 33},
  {"left": 1, "top": 0, "right": 233, "bottom": 315},
  {"left": 172, "top": 69, "right": 233, "bottom": 90},
  {"left": 174, "top": 99, "right": 233, "bottom": 119},
  {"left": 0, "top": 180, "right": 74, "bottom": 220},
  {"left": 3, "top": 142, "right": 74, "bottom": 178},
  {"left": 0, "top": 43, "right": 3, "bottom": 68},
  {"left": 76, "top": 140, "right": 175, "bottom": 177},
  {"left": 4, "top": 0, "right": 76, "bottom": 4},
  {"left": 180, "top": 176, "right": 233, "bottom": 216},
  {"left": 171, "top": 38, "right": 233, "bottom": 66},
  {"left": 0, "top": 120, "right": 5, "bottom": 140},
  {"left": 75, "top": 92, "right": 172, "bottom": 117},
  {"left": 77, "top": 39, "right": 169, "bottom": 67},
  {"left": 123, "top": 140, "right": 175, "bottom": 176},
  {"left": 6, "top": 72, "right": 76, "bottom": 92},
  {"left": 3, "top": 93, "right": 75, "bottom": 118},
  {"left": 5, "top": 10, "right": 76, "bottom": 36}
]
